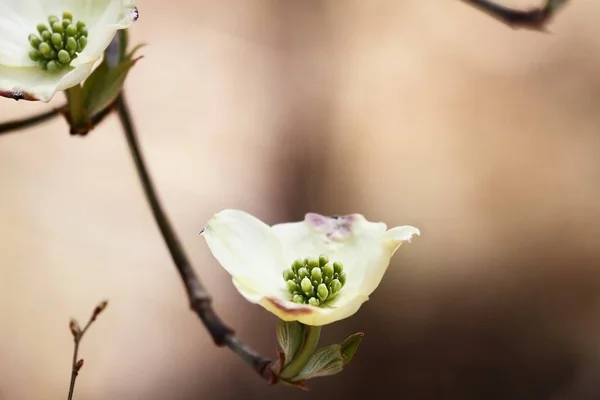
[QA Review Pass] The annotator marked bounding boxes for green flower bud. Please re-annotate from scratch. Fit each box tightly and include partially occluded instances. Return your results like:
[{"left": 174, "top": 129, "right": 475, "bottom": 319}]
[
  {"left": 323, "top": 262, "right": 334, "bottom": 279},
  {"left": 66, "top": 37, "right": 77, "bottom": 52},
  {"left": 76, "top": 20, "right": 86, "bottom": 30},
  {"left": 306, "top": 257, "right": 319, "bottom": 271},
  {"left": 283, "top": 268, "right": 294, "bottom": 281},
  {"left": 308, "top": 297, "right": 320, "bottom": 307},
  {"left": 319, "top": 254, "right": 329, "bottom": 267},
  {"left": 317, "top": 283, "right": 329, "bottom": 301},
  {"left": 291, "top": 259, "right": 304, "bottom": 273},
  {"left": 62, "top": 11, "right": 73, "bottom": 21},
  {"left": 29, "top": 34, "right": 41, "bottom": 48},
  {"left": 292, "top": 294, "right": 305, "bottom": 304},
  {"left": 51, "top": 32, "right": 63, "bottom": 47},
  {"left": 80, "top": 27, "right": 88, "bottom": 37},
  {"left": 301, "top": 277, "right": 313, "bottom": 295},
  {"left": 38, "top": 42, "right": 51, "bottom": 56},
  {"left": 330, "top": 279, "right": 342, "bottom": 294},
  {"left": 41, "top": 30, "right": 51, "bottom": 41},
  {"left": 286, "top": 280, "right": 298, "bottom": 293},
  {"left": 333, "top": 262, "right": 343, "bottom": 274},
  {"left": 57, "top": 49, "right": 71, "bottom": 65},
  {"left": 311, "top": 267, "right": 322, "bottom": 283},
  {"left": 77, "top": 36, "right": 87, "bottom": 52},
  {"left": 339, "top": 271, "right": 347, "bottom": 286},
  {"left": 36, "top": 23, "right": 47, "bottom": 33},
  {"left": 298, "top": 267, "right": 309, "bottom": 280},
  {"left": 66, "top": 24, "right": 77, "bottom": 37},
  {"left": 62, "top": 19, "right": 71, "bottom": 29},
  {"left": 46, "top": 60, "right": 60, "bottom": 71},
  {"left": 48, "top": 16, "right": 59, "bottom": 25},
  {"left": 52, "top": 21, "right": 64, "bottom": 34},
  {"left": 38, "top": 60, "right": 48, "bottom": 70},
  {"left": 29, "top": 51, "right": 41, "bottom": 62}
]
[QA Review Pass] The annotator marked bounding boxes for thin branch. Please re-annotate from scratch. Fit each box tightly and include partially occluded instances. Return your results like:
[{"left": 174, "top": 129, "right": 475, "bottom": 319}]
[
  {"left": 115, "top": 93, "right": 275, "bottom": 382},
  {"left": 67, "top": 300, "right": 108, "bottom": 400},
  {"left": 460, "top": 0, "right": 571, "bottom": 30},
  {"left": 0, "top": 107, "right": 60, "bottom": 135},
  {"left": 0, "top": 101, "right": 116, "bottom": 137}
]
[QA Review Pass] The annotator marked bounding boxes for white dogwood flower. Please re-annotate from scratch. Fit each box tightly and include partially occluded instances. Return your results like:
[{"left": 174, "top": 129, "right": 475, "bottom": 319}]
[
  {"left": 0, "top": 0, "right": 138, "bottom": 102},
  {"left": 201, "top": 209, "right": 420, "bottom": 326}
]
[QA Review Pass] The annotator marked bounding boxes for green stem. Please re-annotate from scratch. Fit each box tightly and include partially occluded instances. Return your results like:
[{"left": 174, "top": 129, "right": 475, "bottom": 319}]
[
  {"left": 65, "top": 85, "right": 86, "bottom": 128},
  {"left": 279, "top": 325, "right": 321, "bottom": 380}
]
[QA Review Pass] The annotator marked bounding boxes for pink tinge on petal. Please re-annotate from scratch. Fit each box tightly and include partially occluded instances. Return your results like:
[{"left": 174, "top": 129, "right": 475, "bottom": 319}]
[
  {"left": 305, "top": 213, "right": 360, "bottom": 242},
  {"left": 263, "top": 296, "right": 316, "bottom": 317}
]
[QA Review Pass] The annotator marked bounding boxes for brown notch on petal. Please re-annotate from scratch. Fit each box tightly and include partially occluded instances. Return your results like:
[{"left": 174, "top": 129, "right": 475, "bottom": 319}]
[
  {"left": 305, "top": 213, "right": 357, "bottom": 241},
  {"left": 264, "top": 297, "right": 314, "bottom": 316},
  {"left": 0, "top": 89, "right": 38, "bottom": 101}
]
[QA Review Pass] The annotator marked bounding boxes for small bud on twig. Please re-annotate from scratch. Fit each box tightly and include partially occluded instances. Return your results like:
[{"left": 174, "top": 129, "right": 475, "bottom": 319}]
[
  {"left": 69, "top": 319, "right": 82, "bottom": 338},
  {"left": 75, "top": 359, "right": 84, "bottom": 372},
  {"left": 91, "top": 300, "right": 108, "bottom": 321}
]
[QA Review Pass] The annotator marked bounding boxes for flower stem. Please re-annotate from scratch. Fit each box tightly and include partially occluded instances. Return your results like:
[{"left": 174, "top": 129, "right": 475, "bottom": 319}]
[
  {"left": 115, "top": 92, "right": 275, "bottom": 381},
  {"left": 279, "top": 325, "right": 322, "bottom": 380},
  {"left": 0, "top": 108, "right": 59, "bottom": 135}
]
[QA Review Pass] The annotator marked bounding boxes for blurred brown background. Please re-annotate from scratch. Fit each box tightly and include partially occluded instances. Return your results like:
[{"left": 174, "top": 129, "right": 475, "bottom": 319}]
[{"left": 2, "top": 0, "right": 600, "bottom": 399}]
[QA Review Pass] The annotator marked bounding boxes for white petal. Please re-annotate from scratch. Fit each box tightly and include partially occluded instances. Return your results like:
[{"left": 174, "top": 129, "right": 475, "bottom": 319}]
[
  {"left": 271, "top": 213, "right": 387, "bottom": 292},
  {"left": 202, "top": 209, "right": 286, "bottom": 297},
  {"left": 258, "top": 291, "right": 369, "bottom": 326},
  {"left": 74, "top": 0, "right": 137, "bottom": 66},
  {"left": 0, "top": 63, "right": 93, "bottom": 101},
  {"left": 358, "top": 225, "right": 421, "bottom": 296},
  {"left": 0, "top": 1, "right": 45, "bottom": 66}
]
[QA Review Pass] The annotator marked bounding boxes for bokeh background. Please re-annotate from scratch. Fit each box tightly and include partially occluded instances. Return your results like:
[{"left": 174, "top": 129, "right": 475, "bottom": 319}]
[{"left": 2, "top": 1, "right": 600, "bottom": 399}]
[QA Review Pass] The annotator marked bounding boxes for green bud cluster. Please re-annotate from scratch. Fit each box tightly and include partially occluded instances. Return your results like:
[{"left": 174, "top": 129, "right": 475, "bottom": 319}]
[
  {"left": 283, "top": 255, "right": 347, "bottom": 306},
  {"left": 28, "top": 11, "right": 88, "bottom": 71}
]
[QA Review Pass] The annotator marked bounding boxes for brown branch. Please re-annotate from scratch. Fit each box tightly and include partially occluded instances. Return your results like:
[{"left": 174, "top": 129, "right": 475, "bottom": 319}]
[
  {"left": 67, "top": 300, "right": 108, "bottom": 400},
  {"left": 0, "top": 102, "right": 115, "bottom": 137},
  {"left": 115, "top": 93, "right": 276, "bottom": 382},
  {"left": 460, "top": 0, "right": 571, "bottom": 30}
]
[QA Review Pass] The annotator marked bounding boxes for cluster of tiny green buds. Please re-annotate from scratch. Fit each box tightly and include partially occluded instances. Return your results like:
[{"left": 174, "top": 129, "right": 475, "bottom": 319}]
[
  {"left": 283, "top": 255, "right": 347, "bottom": 306},
  {"left": 28, "top": 12, "right": 88, "bottom": 71}
]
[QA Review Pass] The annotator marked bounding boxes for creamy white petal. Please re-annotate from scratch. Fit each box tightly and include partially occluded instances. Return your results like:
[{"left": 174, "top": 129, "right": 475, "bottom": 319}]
[
  {"left": 0, "top": 62, "right": 93, "bottom": 101},
  {"left": 272, "top": 213, "right": 387, "bottom": 292},
  {"left": 0, "top": 0, "right": 45, "bottom": 66},
  {"left": 74, "top": 0, "right": 137, "bottom": 66},
  {"left": 202, "top": 209, "right": 287, "bottom": 296},
  {"left": 358, "top": 225, "right": 421, "bottom": 296},
  {"left": 259, "top": 291, "right": 369, "bottom": 326}
]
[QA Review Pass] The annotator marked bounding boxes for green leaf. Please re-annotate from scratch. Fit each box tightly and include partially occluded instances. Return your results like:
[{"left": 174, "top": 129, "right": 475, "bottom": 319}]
[
  {"left": 290, "top": 344, "right": 344, "bottom": 381},
  {"left": 340, "top": 332, "right": 364, "bottom": 366},
  {"left": 125, "top": 43, "right": 147, "bottom": 62},
  {"left": 276, "top": 320, "right": 305, "bottom": 367},
  {"left": 82, "top": 56, "right": 142, "bottom": 117}
]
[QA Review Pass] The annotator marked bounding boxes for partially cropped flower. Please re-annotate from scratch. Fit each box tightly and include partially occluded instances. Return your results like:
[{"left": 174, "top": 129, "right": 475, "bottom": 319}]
[
  {"left": 201, "top": 209, "right": 420, "bottom": 326},
  {"left": 0, "top": 0, "right": 138, "bottom": 102}
]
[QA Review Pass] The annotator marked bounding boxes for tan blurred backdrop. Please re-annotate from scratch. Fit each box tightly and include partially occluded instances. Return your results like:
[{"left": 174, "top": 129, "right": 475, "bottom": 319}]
[{"left": 2, "top": 1, "right": 600, "bottom": 399}]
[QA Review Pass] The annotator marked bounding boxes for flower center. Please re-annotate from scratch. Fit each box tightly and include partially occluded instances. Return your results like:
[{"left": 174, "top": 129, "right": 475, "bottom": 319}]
[
  {"left": 28, "top": 12, "right": 88, "bottom": 71},
  {"left": 283, "top": 255, "right": 347, "bottom": 306}
]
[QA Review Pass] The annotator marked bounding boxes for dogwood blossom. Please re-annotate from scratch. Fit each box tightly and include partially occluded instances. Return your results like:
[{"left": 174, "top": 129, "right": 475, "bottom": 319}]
[
  {"left": 201, "top": 209, "right": 420, "bottom": 326},
  {"left": 0, "top": 0, "right": 138, "bottom": 102}
]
